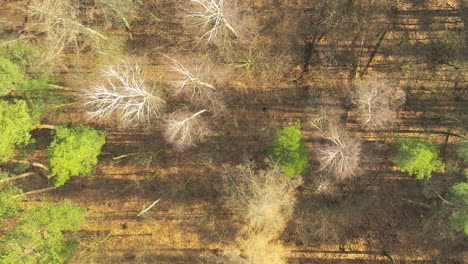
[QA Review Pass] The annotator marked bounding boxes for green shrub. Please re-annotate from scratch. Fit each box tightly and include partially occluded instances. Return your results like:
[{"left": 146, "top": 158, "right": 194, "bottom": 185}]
[
  {"left": 0, "top": 44, "right": 51, "bottom": 98},
  {"left": 0, "top": 56, "right": 28, "bottom": 96},
  {"left": 272, "top": 121, "right": 308, "bottom": 177},
  {"left": 448, "top": 182, "right": 468, "bottom": 236},
  {"left": 393, "top": 137, "right": 445, "bottom": 179},
  {"left": 0, "top": 171, "right": 24, "bottom": 220},
  {"left": 0, "top": 42, "right": 42, "bottom": 69},
  {"left": 47, "top": 126, "right": 107, "bottom": 186},
  {"left": 0, "top": 100, "right": 38, "bottom": 163},
  {"left": 455, "top": 141, "right": 468, "bottom": 163}
]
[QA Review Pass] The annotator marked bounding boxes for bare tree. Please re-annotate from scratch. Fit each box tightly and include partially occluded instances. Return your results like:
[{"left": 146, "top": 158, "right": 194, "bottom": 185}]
[
  {"left": 218, "top": 162, "right": 301, "bottom": 264},
  {"left": 84, "top": 62, "right": 165, "bottom": 126},
  {"left": 187, "top": 0, "right": 239, "bottom": 41},
  {"left": 223, "top": 162, "right": 302, "bottom": 237},
  {"left": 187, "top": 0, "right": 258, "bottom": 47},
  {"left": 352, "top": 75, "right": 406, "bottom": 129},
  {"left": 163, "top": 109, "right": 208, "bottom": 150},
  {"left": 311, "top": 122, "right": 362, "bottom": 180},
  {"left": 164, "top": 55, "right": 225, "bottom": 112},
  {"left": 21, "top": 0, "right": 109, "bottom": 65}
]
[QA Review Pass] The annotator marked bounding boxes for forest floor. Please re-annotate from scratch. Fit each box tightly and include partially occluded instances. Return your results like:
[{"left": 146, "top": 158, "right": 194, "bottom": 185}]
[{"left": 1, "top": 0, "right": 467, "bottom": 263}]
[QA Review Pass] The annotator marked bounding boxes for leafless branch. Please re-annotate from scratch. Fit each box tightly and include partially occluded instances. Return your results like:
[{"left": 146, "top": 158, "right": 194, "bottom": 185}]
[
  {"left": 84, "top": 62, "right": 166, "bottom": 126},
  {"left": 223, "top": 162, "right": 302, "bottom": 236},
  {"left": 137, "top": 198, "right": 161, "bottom": 217},
  {"left": 187, "top": 0, "right": 239, "bottom": 42},
  {"left": 219, "top": 161, "right": 301, "bottom": 264},
  {"left": 311, "top": 123, "right": 362, "bottom": 180},
  {"left": 352, "top": 75, "right": 406, "bottom": 129},
  {"left": 163, "top": 55, "right": 226, "bottom": 113},
  {"left": 20, "top": 0, "right": 109, "bottom": 65},
  {"left": 163, "top": 109, "right": 208, "bottom": 150}
]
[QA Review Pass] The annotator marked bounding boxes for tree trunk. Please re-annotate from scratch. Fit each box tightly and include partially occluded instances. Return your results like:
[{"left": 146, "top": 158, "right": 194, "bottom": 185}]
[
  {"left": 10, "top": 159, "right": 49, "bottom": 172},
  {"left": 23, "top": 186, "right": 57, "bottom": 196},
  {"left": 0, "top": 172, "right": 35, "bottom": 183},
  {"left": 36, "top": 124, "right": 55, "bottom": 130}
]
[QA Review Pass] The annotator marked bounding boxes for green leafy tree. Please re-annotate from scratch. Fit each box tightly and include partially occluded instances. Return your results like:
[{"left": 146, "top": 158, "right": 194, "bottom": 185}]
[
  {"left": 0, "top": 185, "right": 23, "bottom": 220},
  {"left": 47, "top": 126, "right": 107, "bottom": 186},
  {"left": 0, "top": 42, "right": 42, "bottom": 70},
  {"left": 448, "top": 182, "right": 468, "bottom": 236},
  {"left": 272, "top": 121, "right": 308, "bottom": 177},
  {"left": 393, "top": 138, "right": 445, "bottom": 179},
  {"left": 0, "top": 53, "right": 48, "bottom": 93},
  {"left": 0, "top": 100, "right": 39, "bottom": 163},
  {"left": 0, "top": 171, "right": 24, "bottom": 220},
  {"left": 0, "top": 201, "right": 86, "bottom": 264},
  {"left": 0, "top": 45, "right": 52, "bottom": 104},
  {"left": 0, "top": 56, "right": 28, "bottom": 96}
]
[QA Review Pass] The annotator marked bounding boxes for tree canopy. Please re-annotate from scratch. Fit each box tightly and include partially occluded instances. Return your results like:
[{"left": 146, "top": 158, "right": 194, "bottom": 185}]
[
  {"left": 47, "top": 125, "right": 107, "bottom": 186},
  {"left": 393, "top": 138, "right": 445, "bottom": 179},
  {"left": 272, "top": 121, "right": 308, "bottom": 177},
  {"left": 0, "top": 201, "right": 86, "bottom": 264},
  {"left": 0, "top": 100, "right": 38, "bottom": 163}
]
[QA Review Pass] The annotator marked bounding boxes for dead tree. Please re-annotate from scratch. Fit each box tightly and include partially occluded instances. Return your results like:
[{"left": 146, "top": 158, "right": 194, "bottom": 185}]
[
  {"left": 164, "top": 55, "right": 225, "bottom": 112},
  {"left": 21, "top": 0, "right": 109, "bottom": 65},
  {"left": 163, "top": 109, "right": 208, "bottom": 150},
  {"left": 312, "top": 123, "right": 362, "bottom": 180},
  {"left": 84, "top": 62, "right": 165, "bottom": 126},
  {"left": 352, "top": 75, "right": 406, "bottom": 129},
  {"left": 223, "top": 162, "right": 302, "bottom": 235},
  {"left": 219, "top": 161, "right": 302, "bottom": 264},
  {"left": 187, "top": 0, "right": 239, "bottom": 42}
]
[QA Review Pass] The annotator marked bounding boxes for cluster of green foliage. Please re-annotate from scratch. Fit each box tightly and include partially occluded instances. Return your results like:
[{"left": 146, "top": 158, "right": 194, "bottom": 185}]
[
  {"left": 0, "top": 43, "right": 100, "bottom": 263},
  {"left": 455, "top": 140, "right": 468, "bottom": 177},
  {"left": 0, "top": 42, "right": 41, "bottom": 69},
  {"left": 0, "top": 184, "right": 24, "bottom": 220},
  {"left": 0, "top": 201, "right": 86, "bottom": 264},
  {"left": 0, "top": 171, "right": 24, "bottom": 220},
  {"left": 455, "top": 141, "right": 468, "bottom": 163},
  {"left": 0, "top": 43, "right": 50, "bottom": 94},
  {"left": 0, "top": 56, "right": 28, "bottom": 95},
  {"left": 47, "top": 126, "right": 107, "bottom": 186},
  {"left": 393, "top": 138, "right": 445, "bottom": 179},
  {"left": 0, "top": 100, "right": 39, "bottom": 163},
  {"left": 448, "top": 182, "right": 468, "bottom": 236},
  {"left": 272, "top": 121, "right": 308, "bottom": 177}
]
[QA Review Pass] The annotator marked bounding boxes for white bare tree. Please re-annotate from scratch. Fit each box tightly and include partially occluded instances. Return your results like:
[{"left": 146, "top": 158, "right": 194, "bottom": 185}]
[
  {"left": 163, "top": 109, "right": 208, "bottom": 150},
  {"left": 188, "top": 0, "right": 239, "bottom": 42},
  {"left": 311, "top": 123, "right": 362, "bottom": 180},
  {"left": 164, "top": 55, "right": 225, "bottom": 112},
  {"left": 352, "top": 75, "right": 406, "bottom": 129},
  {"left": 84, "top": 62, "right": 165, "bottom": 126}
]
